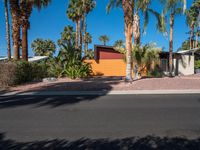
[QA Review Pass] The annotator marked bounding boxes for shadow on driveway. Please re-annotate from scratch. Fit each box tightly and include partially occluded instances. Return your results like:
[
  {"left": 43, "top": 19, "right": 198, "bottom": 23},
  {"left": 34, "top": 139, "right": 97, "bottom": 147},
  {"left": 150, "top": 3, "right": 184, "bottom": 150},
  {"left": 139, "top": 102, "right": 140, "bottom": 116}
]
[{"left": 0, "top": 133, "right": 200, "bottom": 150}]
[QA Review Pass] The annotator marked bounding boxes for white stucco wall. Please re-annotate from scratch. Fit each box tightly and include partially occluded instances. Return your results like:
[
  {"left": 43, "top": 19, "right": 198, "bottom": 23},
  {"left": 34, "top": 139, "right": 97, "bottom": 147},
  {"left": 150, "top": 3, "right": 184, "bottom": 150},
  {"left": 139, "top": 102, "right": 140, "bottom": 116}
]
[{"left": 174, "top": 55, "right": 194, "bottom": 75}]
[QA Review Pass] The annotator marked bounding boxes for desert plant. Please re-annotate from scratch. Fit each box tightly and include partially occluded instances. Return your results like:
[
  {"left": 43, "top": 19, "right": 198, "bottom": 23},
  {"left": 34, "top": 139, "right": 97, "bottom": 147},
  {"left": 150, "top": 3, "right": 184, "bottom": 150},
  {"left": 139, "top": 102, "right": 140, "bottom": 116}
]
[{"left": 195, "top": 60, "right": 200, "bottom": 69}]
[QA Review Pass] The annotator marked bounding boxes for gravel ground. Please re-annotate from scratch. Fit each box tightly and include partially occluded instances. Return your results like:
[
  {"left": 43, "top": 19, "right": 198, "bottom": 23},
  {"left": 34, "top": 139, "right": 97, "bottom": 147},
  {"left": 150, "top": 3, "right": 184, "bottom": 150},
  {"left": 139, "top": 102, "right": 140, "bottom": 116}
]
[{"left": 7, "top": 74, "right": 200, "bottom": 92}]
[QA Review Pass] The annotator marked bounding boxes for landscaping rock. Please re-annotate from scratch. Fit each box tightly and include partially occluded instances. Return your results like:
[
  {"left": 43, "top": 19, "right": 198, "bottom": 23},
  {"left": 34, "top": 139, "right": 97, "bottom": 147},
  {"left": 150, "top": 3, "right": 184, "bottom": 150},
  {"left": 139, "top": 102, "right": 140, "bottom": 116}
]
[{"left": 42, "top": 77, "right": 57, "bottom": 83}]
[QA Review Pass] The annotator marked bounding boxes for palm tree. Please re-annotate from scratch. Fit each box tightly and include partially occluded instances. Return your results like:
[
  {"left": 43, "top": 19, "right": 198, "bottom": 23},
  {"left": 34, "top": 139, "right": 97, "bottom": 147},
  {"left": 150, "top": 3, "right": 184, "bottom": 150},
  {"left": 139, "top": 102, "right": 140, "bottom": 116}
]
[
  {"left": 4, "top": 0, "right": 11, "bottom": 60},
  {"left": 99, "top": 35, "right": 110, "bottom": 46},
  {"left": 107, "top": 0, "right": 164, "bottom": 81},
  {"left": 57, "top": 25, "right": 76, "bottom": 47},
  {"left": 31, "top": 38, "right": 56, "bottom": 57},
  {"left": 186, "top": 0, "right": 200, "bottom": 49},
  {"left": 9, "top": 0, "right": 20, "bottom": 60},
  {"left": 20, "top": 0, "right": 52, "bottom": 61},
  {"left": 161, "top": 0, "right": 185, "bottom": 76},
  {"left": 84, "top": 32, "right": 92, "bottom": 54},
  {"left": 82, "top": 0, "right": 96, "bottom": 53},
  {"left": 67, "top": 0, "right": 83, "bottom": 49},
  {"left": 107, "top": 0, "right": 134, "bottom": 81},
  {"left": 114, "top": 40, "right": 124, "bottom": 48}
]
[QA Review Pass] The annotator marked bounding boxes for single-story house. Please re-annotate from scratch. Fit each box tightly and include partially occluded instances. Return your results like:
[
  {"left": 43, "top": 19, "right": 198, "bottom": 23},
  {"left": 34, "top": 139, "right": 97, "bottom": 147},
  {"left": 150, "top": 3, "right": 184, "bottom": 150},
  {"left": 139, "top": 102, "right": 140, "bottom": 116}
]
[{"left": 84, "top": 45, "right": 195, "bottom": 77}]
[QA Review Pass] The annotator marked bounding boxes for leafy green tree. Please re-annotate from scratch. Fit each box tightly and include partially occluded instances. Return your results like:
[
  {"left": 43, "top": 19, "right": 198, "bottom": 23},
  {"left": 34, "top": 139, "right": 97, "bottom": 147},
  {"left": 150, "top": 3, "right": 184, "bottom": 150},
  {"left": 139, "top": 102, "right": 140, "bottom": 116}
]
[
  {"left": 99, "top": 35, "right": 109, "bottom": 45},
  {"left": 31, "top": 38, "right": 56, "bottom": 57}
]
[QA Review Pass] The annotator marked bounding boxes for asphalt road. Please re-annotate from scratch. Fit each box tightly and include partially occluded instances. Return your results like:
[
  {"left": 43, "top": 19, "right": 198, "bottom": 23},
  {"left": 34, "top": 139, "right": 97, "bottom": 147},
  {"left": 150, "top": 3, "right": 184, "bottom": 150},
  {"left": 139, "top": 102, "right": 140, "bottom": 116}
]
[{"left": 0, "top": 94, "right": 200, "bottom": 143}]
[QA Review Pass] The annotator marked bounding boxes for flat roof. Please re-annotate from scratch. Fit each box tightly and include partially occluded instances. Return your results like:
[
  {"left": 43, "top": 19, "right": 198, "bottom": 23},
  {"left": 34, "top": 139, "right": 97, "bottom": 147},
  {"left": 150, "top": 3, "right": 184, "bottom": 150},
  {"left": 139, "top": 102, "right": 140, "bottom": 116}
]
[
  {"left": 177, "top": 47, "right": 200, "bottom": 54},
  {"left": 0, "top": 56, "right": 48, "bottom": 62}
]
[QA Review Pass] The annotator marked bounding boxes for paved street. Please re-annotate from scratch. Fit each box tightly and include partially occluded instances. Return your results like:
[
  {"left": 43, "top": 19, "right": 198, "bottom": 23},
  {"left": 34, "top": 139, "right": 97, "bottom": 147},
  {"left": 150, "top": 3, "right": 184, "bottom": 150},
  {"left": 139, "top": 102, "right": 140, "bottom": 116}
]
[{"left": 0, "top": 94, "right": 200, "bottom": 143}]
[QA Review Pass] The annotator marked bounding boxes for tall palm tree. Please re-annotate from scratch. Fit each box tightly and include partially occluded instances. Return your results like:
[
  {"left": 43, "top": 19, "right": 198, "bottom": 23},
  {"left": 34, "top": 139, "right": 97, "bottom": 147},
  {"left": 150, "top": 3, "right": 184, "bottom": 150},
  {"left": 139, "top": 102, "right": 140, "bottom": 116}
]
[
  {"left": 107, "top": 0, "right": 164, "bottom": 81},
  {"left": 20, "top": 0, "right": 51, "bottom": 61},
  {"left": 161, "top": 0, "right": 185, "bottom": 76},
  {"left": 99, "top": 35, "right": 110, "bottom": 45},
  {"left": 108, "top": 0, "right": 162, "bottom": 46},
  {"left": 4, "top": 0, "right": 11, "bottom": 60},
  {"left": 67, "top": 0, "right": 83, "bottom": 49},
  {"left": 82, "top": 0, "right": 96, "bottom": 53},
  {"left": 84, "top": 32, "right": 92, "bottom": 54},
  {"left": 107, "top": 0, "right": 134, "bottom": 81},
  {"left": 9, "top": 0, "right": 20, "bottom": 60},
  {"left": 186, "top": 0, "right": 200, "bottom": 49}
]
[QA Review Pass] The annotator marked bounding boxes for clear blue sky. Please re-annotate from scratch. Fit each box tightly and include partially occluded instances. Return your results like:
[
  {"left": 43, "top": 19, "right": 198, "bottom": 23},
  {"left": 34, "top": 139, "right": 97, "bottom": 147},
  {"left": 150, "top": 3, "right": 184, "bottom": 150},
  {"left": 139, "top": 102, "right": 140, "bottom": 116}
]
[{"left": 0, "top": 0, "right": 193, "bottom": 56}]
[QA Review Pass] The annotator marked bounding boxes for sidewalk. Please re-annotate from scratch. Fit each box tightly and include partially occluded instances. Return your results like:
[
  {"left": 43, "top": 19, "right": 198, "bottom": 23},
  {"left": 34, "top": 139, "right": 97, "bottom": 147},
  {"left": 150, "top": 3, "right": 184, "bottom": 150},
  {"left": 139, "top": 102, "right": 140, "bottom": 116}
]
[{"left": 1, "top": 89, "right": 200, "bottom": 96}]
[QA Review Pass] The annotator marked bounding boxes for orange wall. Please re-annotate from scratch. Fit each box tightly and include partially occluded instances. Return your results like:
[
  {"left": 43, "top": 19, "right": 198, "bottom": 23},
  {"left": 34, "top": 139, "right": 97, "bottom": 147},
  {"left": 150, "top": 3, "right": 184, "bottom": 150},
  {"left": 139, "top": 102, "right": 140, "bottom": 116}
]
[{"left": 84, "top": 59, "right": 147, "bottom": 77}]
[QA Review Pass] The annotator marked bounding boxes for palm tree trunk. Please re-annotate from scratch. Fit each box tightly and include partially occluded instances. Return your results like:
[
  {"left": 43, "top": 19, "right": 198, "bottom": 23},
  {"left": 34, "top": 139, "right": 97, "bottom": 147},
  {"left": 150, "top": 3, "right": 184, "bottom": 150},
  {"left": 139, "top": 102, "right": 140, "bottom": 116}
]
[
  {"left": 169, "top": 14, "right": 174, "bottom": 76},
  {"left": 183, "top": 0, "right": 186, "bottom": 13},
  {"left": 195, "top": 30, "right": 198, "bottom": 48},
  {"left": 22, "top": 26, "right": 28, "bottom": 61},
  {"left": 122, "top": 0, "right": 133, "bottom": 81},
  {"left": 86, "top": 42, "right": 88, "bottom": 52},
  {"left": 75, "top": 20, "right": 79, "bottom": 49},
  {"left": 79, "top": 19, "right": 83, "bottom": 51},
  {"left": 133, "top": 11, "right": 140, "bottom": 45},
  {"left": 83, "top": 14, "right": 87, "bottom": 56},
  {"left": 20, "top": 1, "right": 32, "bottom": 61},
  {"left": 190, "top": 21, "right": 194, "bottom": 49},
  {"left": 10, "top": 0, "right": 20, "bottom": 60},
  {"left": 4, "top": 0, "right": 11, "bottom": 60}
]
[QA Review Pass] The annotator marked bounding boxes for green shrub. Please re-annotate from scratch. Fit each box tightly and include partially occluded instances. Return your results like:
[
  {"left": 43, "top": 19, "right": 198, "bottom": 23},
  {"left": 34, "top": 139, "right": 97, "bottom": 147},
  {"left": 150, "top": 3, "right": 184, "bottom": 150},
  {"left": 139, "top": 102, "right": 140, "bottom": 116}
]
[
  {"left": 0, "top": 62, "right": 17, "bottom": 87},
  {"left": 195, "top": 60, "right": 200, "bottom": 69},
  {"left": 47, "top": 44, "right": 91, "bottom": 79},
  {"left": 147, "top": 66, "right": 163, "bottom": 78},
  {"left": 62, "top": 63, "right": 91, "bottom": 79},
  {"left": 0, "top": 61, "right": 48, "bottom": 87}
]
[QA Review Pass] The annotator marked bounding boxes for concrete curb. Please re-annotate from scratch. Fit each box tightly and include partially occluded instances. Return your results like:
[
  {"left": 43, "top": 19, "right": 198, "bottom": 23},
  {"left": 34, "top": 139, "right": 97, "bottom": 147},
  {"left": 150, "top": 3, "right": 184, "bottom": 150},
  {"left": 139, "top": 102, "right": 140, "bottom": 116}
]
[{"left": 1, "top": 90, "right": 200, "bottom": 96}]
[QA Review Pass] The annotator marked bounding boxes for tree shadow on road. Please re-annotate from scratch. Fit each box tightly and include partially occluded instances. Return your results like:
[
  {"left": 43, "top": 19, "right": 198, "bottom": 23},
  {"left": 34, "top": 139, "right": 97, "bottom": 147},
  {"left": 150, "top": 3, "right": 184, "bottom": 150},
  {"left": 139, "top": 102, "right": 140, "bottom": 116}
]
[
  {"left": 0, "top": 133, "right": 200, "bottom": 150},
  {"left": 0, "top": 79, "right": 121, "bottom": 109}
]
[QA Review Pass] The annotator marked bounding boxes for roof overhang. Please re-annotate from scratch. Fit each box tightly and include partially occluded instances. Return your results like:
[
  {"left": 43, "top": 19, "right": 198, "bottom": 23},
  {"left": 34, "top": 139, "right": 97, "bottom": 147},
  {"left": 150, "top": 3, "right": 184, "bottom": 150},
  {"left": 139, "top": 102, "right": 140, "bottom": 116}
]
[
  {"left": 177, "top": 47, "right": 200, "bottom": 54},
  {"left": 0, "top": 56, "right": 48, "bottom": 62}
]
